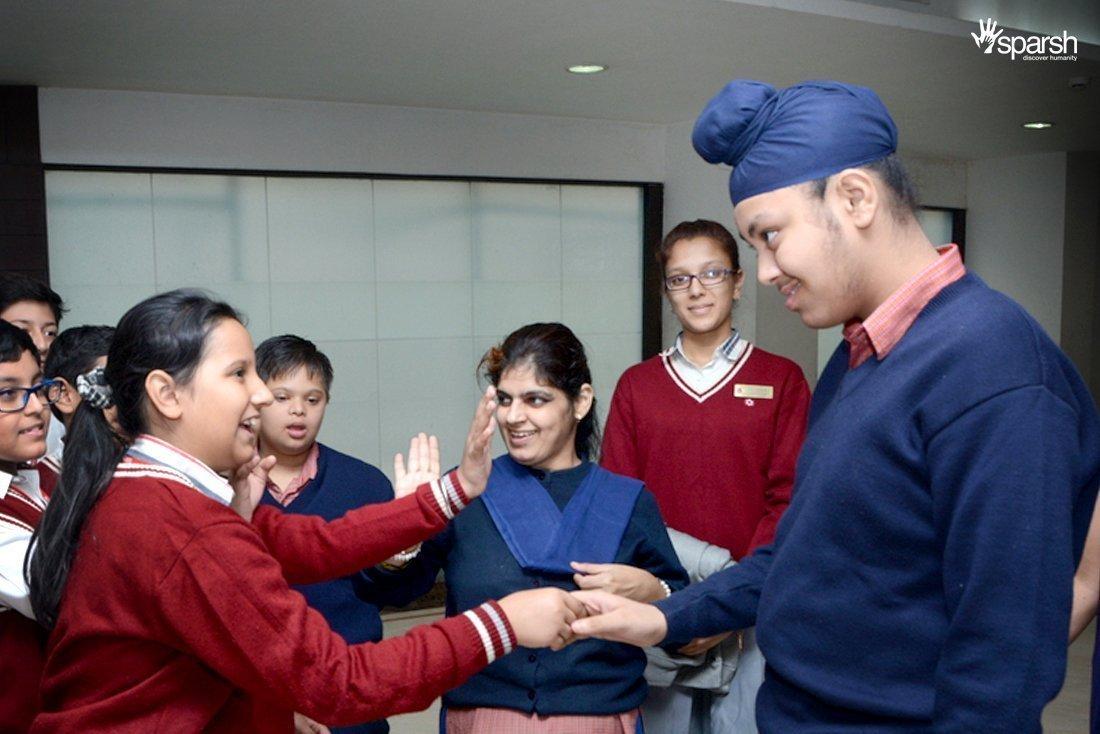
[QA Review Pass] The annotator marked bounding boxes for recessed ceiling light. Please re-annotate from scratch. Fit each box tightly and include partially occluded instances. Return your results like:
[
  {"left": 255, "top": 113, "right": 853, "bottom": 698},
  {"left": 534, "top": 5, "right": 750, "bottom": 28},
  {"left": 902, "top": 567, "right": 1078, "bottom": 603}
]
[
  {"left": 568, "top": 64, "right": 607, "bottom": 75},
  {"left": 1022, "top": 121, "right": 1054, "bottom": 129}
]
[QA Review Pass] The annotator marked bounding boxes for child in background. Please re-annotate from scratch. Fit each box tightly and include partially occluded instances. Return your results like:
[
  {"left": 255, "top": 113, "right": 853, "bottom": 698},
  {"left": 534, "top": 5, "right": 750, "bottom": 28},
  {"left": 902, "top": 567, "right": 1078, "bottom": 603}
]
[
  {"left": 42, "top": 325, "right": 115, "bottom": 442},
  {"left": 0, "top": 274, "right": 67, "bottom": 457},
  {"left": 254, "top": 334, "right": 409, "bottom": 734},
  {"left": 601, "top": 220, "right": 811, "bottom": 733},
  {"left": 0, "top": 321, "right": 62, "bottom": 733}
]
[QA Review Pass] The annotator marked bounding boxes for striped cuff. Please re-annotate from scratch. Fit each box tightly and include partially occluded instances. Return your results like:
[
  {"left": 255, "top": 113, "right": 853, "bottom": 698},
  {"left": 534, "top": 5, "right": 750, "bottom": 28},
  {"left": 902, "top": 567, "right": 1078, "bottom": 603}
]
[
  {"left": 462, "top": 600, "right": 516, "bottom": 664},
  {"left": 426, "top": 470, "right": 470, "bottom": 520}
]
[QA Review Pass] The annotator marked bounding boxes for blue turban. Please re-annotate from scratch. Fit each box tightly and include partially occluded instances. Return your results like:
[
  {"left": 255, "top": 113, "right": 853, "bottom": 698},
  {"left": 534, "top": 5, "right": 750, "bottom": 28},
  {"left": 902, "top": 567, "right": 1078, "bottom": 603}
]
[{"left": 692, "top": 79, "right": 898, "bottom": 205}]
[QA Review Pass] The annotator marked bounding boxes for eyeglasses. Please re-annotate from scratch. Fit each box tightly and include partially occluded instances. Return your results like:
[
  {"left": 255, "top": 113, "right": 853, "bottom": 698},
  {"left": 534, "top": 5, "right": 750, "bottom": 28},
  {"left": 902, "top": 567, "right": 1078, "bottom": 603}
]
[
  {"left": 664, "top": 268, "right": 739, "bottom": 292},
  {"left": 0, "top": 380, "right": 64, "bottom": 414}
]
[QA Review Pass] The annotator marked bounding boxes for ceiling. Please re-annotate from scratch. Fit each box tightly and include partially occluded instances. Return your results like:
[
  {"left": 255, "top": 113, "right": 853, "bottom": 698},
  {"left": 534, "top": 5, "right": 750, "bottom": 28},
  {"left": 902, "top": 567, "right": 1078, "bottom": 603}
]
[{"left": 0, "top": 0, "right": 1097, "bottom": 160}]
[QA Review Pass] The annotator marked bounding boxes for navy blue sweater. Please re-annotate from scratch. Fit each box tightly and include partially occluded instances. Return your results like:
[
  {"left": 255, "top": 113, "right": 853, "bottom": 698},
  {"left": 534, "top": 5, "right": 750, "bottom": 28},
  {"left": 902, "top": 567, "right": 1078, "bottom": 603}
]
[
  {"left": 258, "top": 443, "right": 399, "bottom": 734},
  {"left": 657, "top": 274, "right": 1100, "bottom": 732},
  {"left": 370, "top": 460, "right": 689, "bottom": 716}
]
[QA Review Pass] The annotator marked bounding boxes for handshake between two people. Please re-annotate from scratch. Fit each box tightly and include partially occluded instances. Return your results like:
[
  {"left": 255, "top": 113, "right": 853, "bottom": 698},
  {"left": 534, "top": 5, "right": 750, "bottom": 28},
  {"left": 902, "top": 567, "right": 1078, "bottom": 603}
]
[
  {"left": 495, "top": 586, "right": 672, "bottom": 652},
  {"left": 491, "top": 585, "right": 668, "bottom": 653}
]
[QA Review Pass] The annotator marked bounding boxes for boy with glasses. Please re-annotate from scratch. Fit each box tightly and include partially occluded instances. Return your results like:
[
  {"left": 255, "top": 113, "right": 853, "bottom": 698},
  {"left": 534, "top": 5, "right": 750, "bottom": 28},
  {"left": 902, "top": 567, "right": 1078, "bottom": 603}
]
[{"left": 0, "top": 320, "right": 63, "bottom": 731}]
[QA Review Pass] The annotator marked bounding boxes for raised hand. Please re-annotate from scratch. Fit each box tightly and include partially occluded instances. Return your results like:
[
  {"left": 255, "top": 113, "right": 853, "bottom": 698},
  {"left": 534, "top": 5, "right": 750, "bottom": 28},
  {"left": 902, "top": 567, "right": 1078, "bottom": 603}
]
[
  {"left": 455, "top": 386, "right": 498, "bottom": 499},
  {"left": 569, "top": 590, "right": 668, "bottom": 648},
  {"left": 497, "top": 588, "right": 588, "bottom": 651},
  {"left": 571, "top": 562, "right": 666, "bottom": 602},
  {"left": 230, "top": 452, "right": 278, "bottom": 521},
  {"left": 393, "top": 433, "right": 440, "bottom": 499}
]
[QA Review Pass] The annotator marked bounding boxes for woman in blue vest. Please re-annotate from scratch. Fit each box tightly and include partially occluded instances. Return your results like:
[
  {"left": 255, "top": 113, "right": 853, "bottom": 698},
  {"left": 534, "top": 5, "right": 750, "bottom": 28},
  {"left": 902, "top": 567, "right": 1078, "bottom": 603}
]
[{"left": 373, "top": 322, "right": 688, "bottom": 733}]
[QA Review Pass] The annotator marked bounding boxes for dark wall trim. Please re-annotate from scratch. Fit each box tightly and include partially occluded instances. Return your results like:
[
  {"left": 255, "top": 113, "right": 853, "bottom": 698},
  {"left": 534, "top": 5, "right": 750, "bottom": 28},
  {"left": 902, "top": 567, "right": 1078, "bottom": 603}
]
[
  {"left": 921, "top": 205, "right": 967, "bottom": 261},
  {"left": 0, "top": 86, "right": 48, "bottom": 283},
  {"left": 641, "top": 184, "right": 664, "bottom": 358},
  {"left": 43, "top": 163, "right": 655, "bottom": 189}
]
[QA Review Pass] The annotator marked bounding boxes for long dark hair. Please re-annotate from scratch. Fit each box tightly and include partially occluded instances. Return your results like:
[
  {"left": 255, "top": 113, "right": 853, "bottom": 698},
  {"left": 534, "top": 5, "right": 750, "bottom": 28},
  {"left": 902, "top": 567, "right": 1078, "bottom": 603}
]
[
  {"left": 478, "top": 322, "right": 601, "bottom": 461},
  {"left": 28, "top": 289, "right": 241, "bottom": 628}
]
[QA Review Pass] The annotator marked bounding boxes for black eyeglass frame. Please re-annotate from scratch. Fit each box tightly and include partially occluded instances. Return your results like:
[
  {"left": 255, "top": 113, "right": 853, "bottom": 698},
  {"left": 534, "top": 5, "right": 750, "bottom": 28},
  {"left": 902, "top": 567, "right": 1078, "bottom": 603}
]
[{"left": 663, "top": 268, "right": 741, "bottom": 292}]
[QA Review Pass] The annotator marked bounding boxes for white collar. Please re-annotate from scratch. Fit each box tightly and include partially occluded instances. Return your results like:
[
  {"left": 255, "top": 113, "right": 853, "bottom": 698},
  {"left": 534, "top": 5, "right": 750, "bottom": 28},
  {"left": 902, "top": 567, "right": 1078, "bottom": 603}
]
[
  {"left": 0, "top": 465, "right": 45, "bottom": 504},
  {"left": 666, "top": 329, "right": 743, "bottom": 366},
  {"left": 126, "top": 435, "right": 235, "bottom": 506}
]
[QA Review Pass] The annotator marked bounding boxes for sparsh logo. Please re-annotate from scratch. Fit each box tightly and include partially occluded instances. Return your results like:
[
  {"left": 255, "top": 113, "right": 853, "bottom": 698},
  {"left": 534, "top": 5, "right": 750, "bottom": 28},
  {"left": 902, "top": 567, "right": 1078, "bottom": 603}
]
[{"left": 970, "top": 18, "right": 1078, "bottom": 61}]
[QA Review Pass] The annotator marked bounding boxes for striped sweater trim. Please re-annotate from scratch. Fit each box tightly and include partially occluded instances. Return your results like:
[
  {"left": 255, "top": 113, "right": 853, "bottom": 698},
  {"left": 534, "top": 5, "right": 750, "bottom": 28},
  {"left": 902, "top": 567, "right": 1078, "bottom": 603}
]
[
  {"left": 0, "top": 513, "right": 35, "bottom": 533},
  {"left": 462, "top": 600, "right": 516, "bottom": 664},
  {"left": 114, "top": 461, "right": 197, "bottom": 490},
  {"left": 426, "top": 470, "right": 469, "bottom": 520},
  {"left": 2, "top": 486, "right": 47, "bottom": 513},
  {"left": 38, "top": 453, "right": 63, "bottom": 475},
  {"left": 661, "top": 342, "right": 754, "bottom": 404}
]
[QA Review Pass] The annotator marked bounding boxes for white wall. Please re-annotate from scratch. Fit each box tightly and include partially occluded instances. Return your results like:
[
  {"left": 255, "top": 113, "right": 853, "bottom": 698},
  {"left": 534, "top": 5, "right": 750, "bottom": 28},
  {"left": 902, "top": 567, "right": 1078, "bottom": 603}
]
[
  {"left": 966, "top": 152, "right": 1067, "bottom": 341},
  {"left": 38, "top": 88, "right": 667, "bottom": 182}
]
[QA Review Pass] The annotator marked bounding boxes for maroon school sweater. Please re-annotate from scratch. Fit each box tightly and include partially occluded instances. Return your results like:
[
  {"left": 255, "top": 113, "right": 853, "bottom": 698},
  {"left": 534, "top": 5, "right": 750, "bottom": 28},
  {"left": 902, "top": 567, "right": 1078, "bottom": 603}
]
[
  {"left": 32, "top": 460, "right": 513, "bottom": 733},
  {"left": 0, "top": 459, "right": 58, "bottom": 734},
  {"left": 601, "top": 345, "right": 810, "bottom": 559}
]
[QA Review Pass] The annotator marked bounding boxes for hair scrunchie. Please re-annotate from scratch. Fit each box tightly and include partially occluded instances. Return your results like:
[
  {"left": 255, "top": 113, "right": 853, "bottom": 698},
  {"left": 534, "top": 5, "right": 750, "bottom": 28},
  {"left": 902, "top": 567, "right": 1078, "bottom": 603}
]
[{"left": 76, "top": 366, "right": 114, "bottom": 410}]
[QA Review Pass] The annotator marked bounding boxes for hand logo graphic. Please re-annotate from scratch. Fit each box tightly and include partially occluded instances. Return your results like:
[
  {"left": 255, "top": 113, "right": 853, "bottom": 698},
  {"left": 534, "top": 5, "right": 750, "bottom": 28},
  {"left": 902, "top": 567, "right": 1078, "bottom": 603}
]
[{"left": 971, "top": 18, "right": 1003, "bottom": 53}]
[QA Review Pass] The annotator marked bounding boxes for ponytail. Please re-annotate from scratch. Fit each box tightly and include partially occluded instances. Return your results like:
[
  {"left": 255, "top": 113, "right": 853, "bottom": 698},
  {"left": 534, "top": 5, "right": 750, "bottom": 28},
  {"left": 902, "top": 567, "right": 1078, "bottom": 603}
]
[{"left": 28, "top": 403, "right": 126, "bottom": 628}]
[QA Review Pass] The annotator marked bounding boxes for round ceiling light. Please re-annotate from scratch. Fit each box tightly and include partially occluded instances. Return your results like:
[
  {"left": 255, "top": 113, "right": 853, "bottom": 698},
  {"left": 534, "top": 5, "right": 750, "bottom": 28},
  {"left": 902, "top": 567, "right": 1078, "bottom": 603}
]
[{"left": 568, "top": 64, "right": 607, "bottom": 75}]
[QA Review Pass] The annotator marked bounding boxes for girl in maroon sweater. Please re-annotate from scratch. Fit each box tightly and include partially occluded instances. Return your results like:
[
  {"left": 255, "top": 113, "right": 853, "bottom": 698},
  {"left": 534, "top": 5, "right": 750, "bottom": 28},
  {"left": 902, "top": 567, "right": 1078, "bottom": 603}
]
[
  {"left": 26, "top": 289, "right": 586, "bottom": 733},
  {"left": 600, "top": 220, "right": 810, "bottom": 734}
]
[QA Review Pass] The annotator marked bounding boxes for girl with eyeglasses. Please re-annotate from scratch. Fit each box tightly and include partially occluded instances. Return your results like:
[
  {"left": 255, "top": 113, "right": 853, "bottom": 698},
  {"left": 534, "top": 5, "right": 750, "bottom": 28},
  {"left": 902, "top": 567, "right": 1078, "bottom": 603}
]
[{"left": 600, "top": 219, "right": 811, "bottom": 734}]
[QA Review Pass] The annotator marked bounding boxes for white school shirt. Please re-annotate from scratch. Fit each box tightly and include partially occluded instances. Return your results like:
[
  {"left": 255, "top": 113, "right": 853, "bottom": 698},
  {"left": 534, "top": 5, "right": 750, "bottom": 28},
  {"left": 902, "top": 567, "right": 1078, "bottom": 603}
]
[
  {"left": 0, "top": 467, "right": 48, "bottom": 619},
  {"left": 666, "top": 330, "right": 749, "bottom": 394}
]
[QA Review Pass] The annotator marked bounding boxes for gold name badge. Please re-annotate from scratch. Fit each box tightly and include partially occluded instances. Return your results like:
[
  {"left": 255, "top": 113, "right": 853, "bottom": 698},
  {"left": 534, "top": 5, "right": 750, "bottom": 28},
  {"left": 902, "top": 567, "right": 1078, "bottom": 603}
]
[{"left": 734, "top": 384, "right": 774, "bottom": 399}]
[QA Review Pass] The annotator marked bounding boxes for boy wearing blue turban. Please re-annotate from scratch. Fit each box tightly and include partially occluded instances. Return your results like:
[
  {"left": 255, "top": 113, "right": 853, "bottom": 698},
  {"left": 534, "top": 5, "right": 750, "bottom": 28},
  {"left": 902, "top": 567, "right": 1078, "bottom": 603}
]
[{"left": 572, "top": 79, "right": 1100, "bottom": 733}]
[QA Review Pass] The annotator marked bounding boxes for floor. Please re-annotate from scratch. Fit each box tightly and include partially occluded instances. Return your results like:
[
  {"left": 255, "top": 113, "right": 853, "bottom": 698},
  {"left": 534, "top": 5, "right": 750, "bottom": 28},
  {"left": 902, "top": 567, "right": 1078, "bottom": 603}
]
[{"left": 383, "top": 609, "right": 1096, "bottom": 734}]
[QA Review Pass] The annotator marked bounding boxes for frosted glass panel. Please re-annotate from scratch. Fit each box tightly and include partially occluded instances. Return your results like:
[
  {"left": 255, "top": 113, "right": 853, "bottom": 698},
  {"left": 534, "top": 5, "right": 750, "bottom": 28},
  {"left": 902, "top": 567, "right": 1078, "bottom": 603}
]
[
  {"left": 562, "top": 186, "right": 643, "bottom": 282},
  {"left": 472, "top": 183, "right": 561, "bottom": 281},
  {"left": 267, "top": 178, "right": 374, "bottom": 283},
  {"left": 46, "top": 171, "right": 644, "bottom": 470},
  {"left": 917, "top": 209, "right": 954, "bottom": 247},
  {"left": 152, "top": 174, "right": 269, "bottom": 284},
  {"left": 45, "top": 171, "right": 155, "bottom": 288},
  {"left": 375, "top": 180, "right": 472, "bottom": 281}
]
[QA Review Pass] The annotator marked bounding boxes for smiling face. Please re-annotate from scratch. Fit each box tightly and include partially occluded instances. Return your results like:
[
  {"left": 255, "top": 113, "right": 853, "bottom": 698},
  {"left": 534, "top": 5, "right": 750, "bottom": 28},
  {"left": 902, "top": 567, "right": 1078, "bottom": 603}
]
[
  {"left": 663, "top": 236, "right": 745, "bottom": 337},
  {"left": 495, "top": 361, "right": 589, "bottom": 472},
  {"left": 168, "top": 319, "right": 273, "bottom": 474},
  {"left": 257, "top": 365, "right": 328, "bottom": 459},
  {"left": 734, "top": 183, "right": 867, "bottom": 329},
  {"left": 0, "top": 350, "right": 50, "bottom": 465},
  {"left": 1, "top": 301, "right": 59, "bottom": 365}
]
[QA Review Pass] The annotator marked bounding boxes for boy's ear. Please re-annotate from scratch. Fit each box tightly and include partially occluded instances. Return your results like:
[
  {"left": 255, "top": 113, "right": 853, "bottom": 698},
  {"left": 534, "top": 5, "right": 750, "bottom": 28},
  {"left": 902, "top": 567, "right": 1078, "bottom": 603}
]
[
  {"left": 52, "top": 377, "right": 80, "bottom": 417},
  {"left": 145, "top": 369, "right": 183, "bottom": 421}
]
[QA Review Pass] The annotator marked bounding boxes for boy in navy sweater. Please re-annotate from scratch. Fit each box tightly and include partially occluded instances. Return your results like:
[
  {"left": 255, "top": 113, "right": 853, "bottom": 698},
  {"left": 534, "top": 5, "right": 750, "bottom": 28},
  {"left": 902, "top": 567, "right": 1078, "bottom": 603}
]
[
  {"left": 572, "top": 79, "right": 1100, "bottom": 733},
  {"left": 255, "top": 334, "right": 408, "bottom": 734}
]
